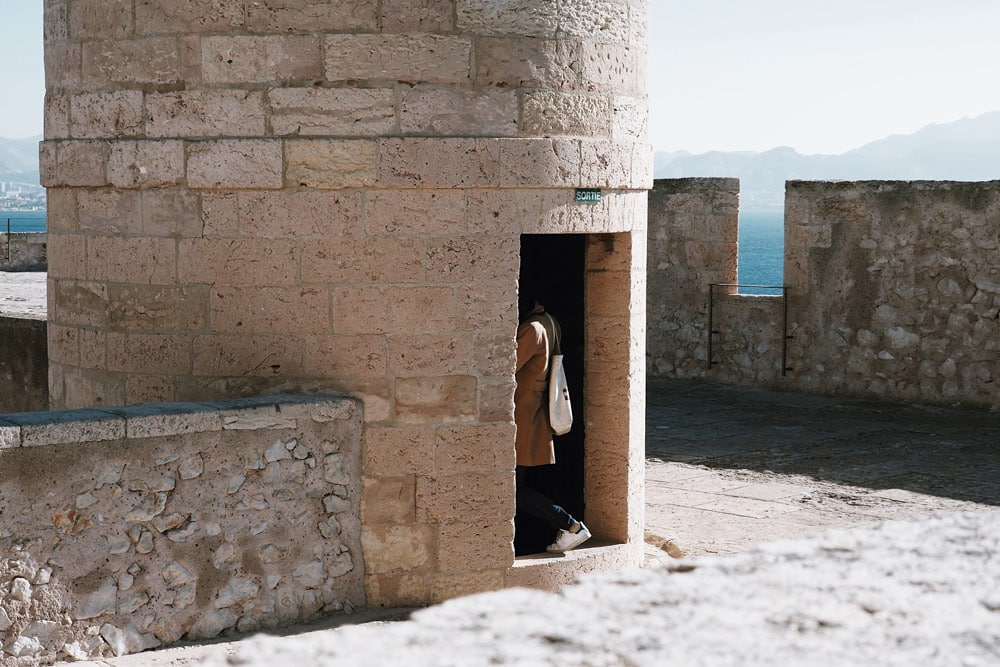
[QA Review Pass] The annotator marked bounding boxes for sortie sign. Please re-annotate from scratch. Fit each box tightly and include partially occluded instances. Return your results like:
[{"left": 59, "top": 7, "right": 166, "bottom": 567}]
[{"left": 575, "top": 188, "right": 602, "bottom": 204}]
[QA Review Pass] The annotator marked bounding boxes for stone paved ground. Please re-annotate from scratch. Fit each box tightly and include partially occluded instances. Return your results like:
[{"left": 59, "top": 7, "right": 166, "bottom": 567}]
[{"left": 0, "top": 271, "right": 45, "bottom": 320}]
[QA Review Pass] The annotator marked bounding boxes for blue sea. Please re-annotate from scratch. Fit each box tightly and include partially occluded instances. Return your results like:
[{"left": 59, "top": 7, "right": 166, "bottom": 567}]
[
  {"left": 2, "top": 210, "right": 46, "bottom": 233},
  {"left": 738, "top": 210, "right": 784, "bottom": 295}
]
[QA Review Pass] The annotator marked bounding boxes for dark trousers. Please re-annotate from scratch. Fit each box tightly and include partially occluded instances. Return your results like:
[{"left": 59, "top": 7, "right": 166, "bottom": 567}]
[{"left": 516, "top": 466, "right": 574, "bottom": 532}]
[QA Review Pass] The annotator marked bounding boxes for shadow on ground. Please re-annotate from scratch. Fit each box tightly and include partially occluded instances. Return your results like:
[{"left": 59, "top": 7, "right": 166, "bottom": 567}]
[{"left": 646, "top": 378, "right": 1000, "bottom": 507}]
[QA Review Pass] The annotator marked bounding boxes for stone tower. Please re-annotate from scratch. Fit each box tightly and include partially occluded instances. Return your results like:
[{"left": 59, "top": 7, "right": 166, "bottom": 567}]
[{"left": 42, "top": 0, "right": 650, "bottom": 604}]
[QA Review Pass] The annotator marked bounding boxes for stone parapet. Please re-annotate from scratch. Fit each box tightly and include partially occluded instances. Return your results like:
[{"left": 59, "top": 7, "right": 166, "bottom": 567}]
[{"left": 0, "top": 395, "right": 363, "bottom": 663}]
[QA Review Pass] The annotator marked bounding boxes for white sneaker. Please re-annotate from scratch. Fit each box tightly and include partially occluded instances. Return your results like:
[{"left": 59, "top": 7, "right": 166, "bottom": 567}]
[{"left": 546, "top": 522, "right": 591, "bottom": 553}]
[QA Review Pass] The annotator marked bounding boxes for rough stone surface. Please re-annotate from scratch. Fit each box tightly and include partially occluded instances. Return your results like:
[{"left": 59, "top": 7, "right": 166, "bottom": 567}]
[
  {"left": 0, "top": 396, "right": 363, "bottom": 665},
  {"left": 195, "top": 513, "right": 1000, "bottom": 667}
]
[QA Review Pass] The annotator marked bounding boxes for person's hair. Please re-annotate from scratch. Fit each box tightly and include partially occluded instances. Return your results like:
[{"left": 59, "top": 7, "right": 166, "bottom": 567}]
[{"left": 518, "top": 291, "right": 535, "bottom": 322}]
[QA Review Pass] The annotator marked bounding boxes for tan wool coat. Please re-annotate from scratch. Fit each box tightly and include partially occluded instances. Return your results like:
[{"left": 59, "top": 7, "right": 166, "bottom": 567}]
[{"left": 514, "top": 307, "right": 559, "bottom": 467}]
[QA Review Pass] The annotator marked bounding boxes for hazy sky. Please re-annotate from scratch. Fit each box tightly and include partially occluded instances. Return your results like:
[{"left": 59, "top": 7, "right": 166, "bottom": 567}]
[{"left": 3, "top": 1, "right": 1000, "bottom": 156}]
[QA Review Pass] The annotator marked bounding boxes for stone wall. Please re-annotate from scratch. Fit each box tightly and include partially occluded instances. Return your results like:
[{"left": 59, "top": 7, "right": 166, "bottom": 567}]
[
  {"left": 0, "top": 395, "right": 363, "bottom": 664},
  {"left": 647, "top": 178, "right": 1000, "bottom": 407},
  {"left": 0, "top": 317, "right": 48, "bottom": 413},
  {"left": 42, "top": 0, "right": 650, "bottom": 606},
  {"left": 0, "top": 233, "right": 46, "bottom": 272}
]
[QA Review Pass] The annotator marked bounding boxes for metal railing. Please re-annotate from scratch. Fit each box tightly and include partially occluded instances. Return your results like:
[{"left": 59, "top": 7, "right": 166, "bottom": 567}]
[{"left": 707, "top": 283, "right": 793, "bottom": 376}]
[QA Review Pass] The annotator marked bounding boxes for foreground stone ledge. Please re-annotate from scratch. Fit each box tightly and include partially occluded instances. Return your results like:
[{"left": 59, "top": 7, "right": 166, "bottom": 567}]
[{"left": 198, "top": 513, "right": 1000, "bottom": 666}]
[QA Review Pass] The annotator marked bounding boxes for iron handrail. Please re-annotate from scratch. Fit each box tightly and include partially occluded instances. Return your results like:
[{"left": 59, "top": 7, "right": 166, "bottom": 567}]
[{"left": 707, "top": 283, "right": 793, "bottom": 376}]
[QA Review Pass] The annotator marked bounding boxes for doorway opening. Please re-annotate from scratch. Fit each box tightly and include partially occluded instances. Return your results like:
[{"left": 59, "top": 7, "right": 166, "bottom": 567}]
[{"left": 515, "top": 234, "right": 586, "bottom": 556}]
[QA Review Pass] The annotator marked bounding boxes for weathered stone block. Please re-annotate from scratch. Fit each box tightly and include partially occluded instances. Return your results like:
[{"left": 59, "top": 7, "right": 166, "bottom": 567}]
[
  {"left": 107, "top": 333, "right": 191, "bottom": 374},
  {"left": 332, "top": 286, "right": 456, "bottom": 335},
  {"left": 86, "top": 237, "right": 176, "bottom": 284},
  {"left": 178, "top": 238, "right": 298, "bottom": 286},
  {"left": 366, "top": 190, "right": 466, "bottom": 235},
  {"left": 192, "top": 335, "right": 304, "bottom": 377},
  {"left": 39, "top": 140, "right": 109, "bottom": 188},
  {"left": 324, "top": 34, "right": 471, "bottom": 83},
  {"left": 236, "top": 190, "right": 364, "bottom": 238},
  {"left": 379, "top": 138, "right": 494, "bottom": 188},
  {"left": 146, "top": 90, "right": 267, "bottom": 138},
  {"left": 77, "top": 189, "right": 142, "bottom": 234},
  {"left": 9, "top": 409, "right": 126, "bottom": 448},
  {"left": 269, "top": 88, "right": 396, "bottom": 137},
  {"left": 363, "top": 427, "right": 435, "bottom": 476},
  {"left": 108, "top": 141, "right": 186, "bottom": 189},
  {"left": 69, "top": 0, "right": 132, "bottom": 40},
  {"left": 209, "top": 286, "right": 330, "bottom": 334},
  {"left": 68, "top": 91, "right": 143, "bottom": 139},
  {"left": 436, "top": 520, "right": 514, "bottom": 571},
  {"left": 415, "top": 472, "right": 511, "bottom": 523},
  {"left": 434, "top": 423, "right": 514, "bottom": 472},
  {"left": 361, "top": 475, "right": 418, "bottom": 523},
  {"left": 456, "top": 0, "right": 559, "bottom": 37},
  {"left": 82, "top": 38, "right": 181, "bottom": 86},
  {"left": 201, "top": 35, "right": 322, "bottom": 84},
  {"left": 187, "top": 140, "right": 283, "bottom": 190},
  {"left": 301, "top": 237, "right": 423, "bottom": 284},
  {"left": 284, "top": 139, "right": 378, "bottom": 189},
  {"left": 108, "top": 284, "right": 209, "bottom": 333},
  {"left": 134, "top": 0, "right": 245, "bottom": 35},
  {"left": 400, "top": 88, "right": 517, "bottom": 136},
  {"left": 246, "top": 0, "right": 377, "bottom": 32},
  {"left": 141, "top": 189, "right": 203, "bottom": 238},
  {"left": 521, "top": 91, "right": 612, "bottom": 137},
  {"left": 474, "top": 37, "right": 579, "bottom": 89},
  {"left": 51, "top": 280, "right": 109, "bottom": 328},
  {"left": 394, "top": 376, "right": 477, "bottom": 423},
  {"left": 361, "top": 524, "right": 435, "bottom": 574},
  {"left": 381, "top": 0, "right": 454, "bottom": 32},
  {"left": 45, "top": 233, "right": 87, "bottom": 280},
  {"left": 300, "top": 335, "right": 387, "bottom": 378}
]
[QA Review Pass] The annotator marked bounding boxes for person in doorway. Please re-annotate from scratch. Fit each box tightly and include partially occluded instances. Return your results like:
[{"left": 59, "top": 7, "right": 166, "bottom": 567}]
[{"left": 515, "top": 293, "right": 591, "bottom": 553}]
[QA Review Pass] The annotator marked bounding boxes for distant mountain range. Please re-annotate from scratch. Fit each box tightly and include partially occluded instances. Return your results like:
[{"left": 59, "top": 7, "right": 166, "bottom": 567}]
[
  {"left": 655, "top": 111, "right": 1000, "bottom": 211},
  {"left": 0, "top": 135, "right": 41, "bottom": 184}
]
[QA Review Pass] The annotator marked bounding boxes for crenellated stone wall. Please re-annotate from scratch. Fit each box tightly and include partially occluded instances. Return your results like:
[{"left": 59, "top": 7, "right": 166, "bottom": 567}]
[
  {"left": 41, "top": 0, "right": 651, "bottom": 608},
  {"left": 647, "top": 178, "right": 1000, "bottom": 408},
  {"left": 0, "top": 395, "right": 363, "bottom": 664}
]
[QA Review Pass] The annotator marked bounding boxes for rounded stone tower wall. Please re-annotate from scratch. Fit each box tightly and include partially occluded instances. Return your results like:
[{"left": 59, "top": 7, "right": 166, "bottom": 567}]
[{"left": 42, "top": 0, "right": 650, "bottom": 604}]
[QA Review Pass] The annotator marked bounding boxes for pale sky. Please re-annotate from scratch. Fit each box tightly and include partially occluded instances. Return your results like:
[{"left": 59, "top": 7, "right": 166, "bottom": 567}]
[{"left": 3, "top": 1, "right": 1000, "bottom": 156}]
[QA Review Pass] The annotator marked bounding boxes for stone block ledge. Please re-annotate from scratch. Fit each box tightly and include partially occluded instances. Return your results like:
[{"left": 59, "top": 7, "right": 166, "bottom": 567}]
[{"left": 506, "top": 542, "right": 641, "bottom": 592}]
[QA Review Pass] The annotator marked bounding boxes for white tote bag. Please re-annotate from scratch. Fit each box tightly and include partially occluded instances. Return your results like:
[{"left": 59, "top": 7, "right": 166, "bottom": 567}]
[{"left": 544, "top": 313, "right": 573, "bottom": 435}]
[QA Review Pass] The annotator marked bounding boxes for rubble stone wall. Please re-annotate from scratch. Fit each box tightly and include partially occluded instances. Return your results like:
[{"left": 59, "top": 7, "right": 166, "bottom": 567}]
[
  {"left": 42, "top": 0, "right": 650, "bottom": 608},
  {"left": 648, "top": 178, "right": 1000, "bottom": 407},
  {"left": 0, "top": 317, "right": 48, "bottom": 413},
  {"left": 0, "top": 395, "right": 363, "bottom": 664},
  {"left": 0, "top": 233, "right": 47, "bottom": 272}
]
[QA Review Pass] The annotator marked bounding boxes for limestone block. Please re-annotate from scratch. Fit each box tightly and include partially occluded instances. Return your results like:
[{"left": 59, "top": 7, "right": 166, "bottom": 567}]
[
  {"left": 394, "top": 376, "right": 478, "bottom": 424},
  {"left": 456, "top": 0, "right": 560, "bottom": 37},
  {"left": 471, "top": 331, "right": 515, "bottom": 376},
  {"left": 423, "top": 235, "right": 519, "bottom": 285},
  {"left": 39, "top": 140, "right": 109, "bottom": 188},
  {"left": 436, "top": 520, "right": 514, "bottom": 572},
  {"left": 246, "top": 0, "right": 377, "bottom": 32},
  {"left": 495, "top": 138, "right": 581, "bottom": 187},
  {"left": 82, "top": 38, "right": 181, "bottom": 86},
  {"left": 192, "top": 335, "right": 305, "bottom": 377},
  {"left": 363, "top": 427, "right": 435, "bottom": 477},
  {"left": 284, "top": 139, "right": 378, "bottom": 189},
  {"left": 9, "top": 408, "right": 125, "bottom": 448},
  {"left": 400, "top": 88, "right": 517, "bottom": 136},
  {"left": 381, "top": 0, "right": 454, "bottom": 32},
  {"left": 108, "top": 141, "right": 186, "bottom": 188},
  {"left": 301, "top": 237, "right": 423, "bottom": 284},
  {"left": 86, "top": 236, "right": 176, "bottom": 284},
  {"left": 47, "top": 323, "right": 80, "bottom": 366},
  {"left": 107, "top": 333, "right": 191, "bottom": 374},
  {"left": 299, "top": 335, "right": 387, "bottom": 378},
  {"left": 108, "top": 284, "right": 209, "bottom": 332},
  {"left": 579, "top": 42, "right": 645, "bottom": 95},
  {"left": 579, "top": 140, "right": 649, "bottom": 189},
  {"left": 51, "top": 280, "right": 110, "bottom": 328},
  {"left": 366, "top": 190, "right": 466, "bottom": 235},
  {"left": 146, "top": 90, "right": 267, "bottom": 138},
  {"left": 270, "top": 87, "right": 396, "bottom": 137},
  {"left": 611, "top": 96, "right": 648, "bottom": 141},
  {"left": 0, "top": 419, "right": 20, "bottom": 449},
  {"left": 361, "top": 524, "right": 435, "bottom": 574},
  {"left": 45, "top": 188, "right": 79, "bottom": 232},
  {"left": 44, "top": 0, "right": 69, "bottom": 41},
  {"left": 379, "top": 138, "right": 495, "bottom": 188},
  {"left": 69, "top": 91, "right": 144, "bottom": 139},
  {"left": 209, "top": 286, "right": 331, "bottom": 334},
  {"left": 415, "top": 472, "right": 511, "bottom": 523},
  {"left": 521, "top": 91, "right": 612, "bottom": 138},
  {"left": 434, "top": 423, "right": 515, "bottom": 472},
  {"left": 324, "top": 34, "right": 471, "bottom": 84},
  {"left": 201, "top": 35, "right": 322, "bottom": 84},
  {"left": 236, "top": 190, "right": 364, "bottom": 238},
  {"left": 187, "top": 140, "right": 283, "bottom": 190},
  {"left": 474, "top": 37, "right": 579, "bottom": 89},
  {"left": 332, "top": 286, "right": 456, "bottom": 335},
  {"left": 141, "top": 189, "right": 203, "bottom": 238},
  {"left": 388, "top": 334, "right": 471, "bottom": 377},
  {"left": 44, "top": 41, "right": 80, "bottom": 89},
  {"left": 134, "top": 0, "right": 246, "bottom": 35},
  {"left": 119, "top": 405, "right": 220, "bottom": 439},
  {"left": 45, "top": 233, "right": 87, "bottom": 280},
  {"left": 78, "top": 330, "right": 109, "bottom": 373},
  {"left": 77, "top": 189, "right": 142, "bottom": 234},
  {"left": 178, "top": 238, "right": 298, "bottom": 286},
  {"left": 201, "top": 193, "right": 239, "bottom": 237},
  {"left": 69, "top": 0, "right": 132, "bottom": 40}
]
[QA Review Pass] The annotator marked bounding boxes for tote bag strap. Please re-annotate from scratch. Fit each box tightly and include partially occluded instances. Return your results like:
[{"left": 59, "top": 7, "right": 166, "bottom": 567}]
[{"left": 542, "top": 313, "right": 562, "bottom": 357}]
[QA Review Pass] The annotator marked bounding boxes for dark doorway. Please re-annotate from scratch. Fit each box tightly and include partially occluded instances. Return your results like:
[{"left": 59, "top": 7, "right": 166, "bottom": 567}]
[{"left": 515, "top": 234, "right": 586, "bottom": 555}]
